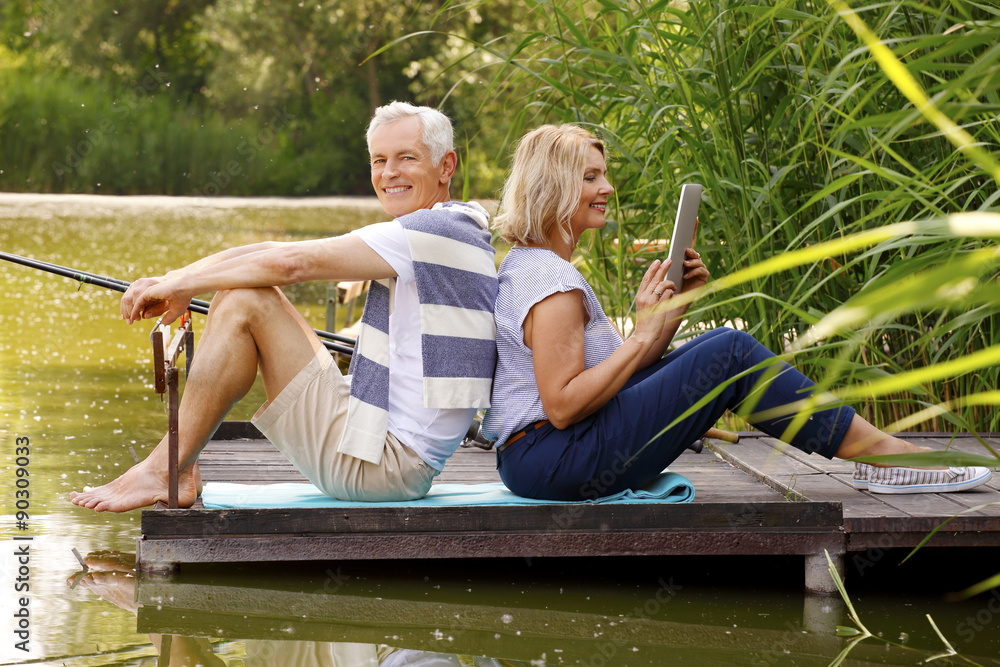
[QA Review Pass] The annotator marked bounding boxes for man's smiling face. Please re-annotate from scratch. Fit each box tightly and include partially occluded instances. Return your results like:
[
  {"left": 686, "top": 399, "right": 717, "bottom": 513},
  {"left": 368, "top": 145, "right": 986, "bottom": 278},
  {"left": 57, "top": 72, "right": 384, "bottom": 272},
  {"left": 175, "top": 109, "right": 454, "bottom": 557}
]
[{"left": 369, "top": 116, "right": 453, "bottom": 218}]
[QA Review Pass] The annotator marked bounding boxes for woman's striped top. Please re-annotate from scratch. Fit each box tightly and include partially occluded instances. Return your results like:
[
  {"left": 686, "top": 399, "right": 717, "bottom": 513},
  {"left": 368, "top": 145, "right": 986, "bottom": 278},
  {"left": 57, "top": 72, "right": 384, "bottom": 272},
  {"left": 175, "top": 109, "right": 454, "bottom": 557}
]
[{"left": 482, "top": 247, "right": 623, "bottom": 447}]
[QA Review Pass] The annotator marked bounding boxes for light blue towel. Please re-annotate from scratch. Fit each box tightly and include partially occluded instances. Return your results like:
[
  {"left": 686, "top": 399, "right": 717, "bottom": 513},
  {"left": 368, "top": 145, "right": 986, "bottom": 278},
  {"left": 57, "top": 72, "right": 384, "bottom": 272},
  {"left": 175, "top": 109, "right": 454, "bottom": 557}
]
[{"left": 201, "top": 472, "right": 695, "bottom": 509}]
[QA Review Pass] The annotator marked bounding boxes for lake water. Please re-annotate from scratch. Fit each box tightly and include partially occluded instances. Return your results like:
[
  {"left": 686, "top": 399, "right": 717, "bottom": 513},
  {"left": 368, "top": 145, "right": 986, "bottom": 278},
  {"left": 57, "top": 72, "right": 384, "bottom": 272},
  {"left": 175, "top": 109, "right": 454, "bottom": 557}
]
[{"left": 2, "top": 194, "right": 1000, "bottom": 666}]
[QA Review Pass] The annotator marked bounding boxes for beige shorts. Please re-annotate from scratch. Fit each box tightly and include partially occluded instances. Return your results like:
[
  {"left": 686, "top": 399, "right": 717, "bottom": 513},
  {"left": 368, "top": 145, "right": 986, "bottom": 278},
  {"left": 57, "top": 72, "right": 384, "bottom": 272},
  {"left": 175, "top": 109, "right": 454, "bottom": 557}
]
[{"left": 250, "top": 349, "right": 436, "bottom": 501}]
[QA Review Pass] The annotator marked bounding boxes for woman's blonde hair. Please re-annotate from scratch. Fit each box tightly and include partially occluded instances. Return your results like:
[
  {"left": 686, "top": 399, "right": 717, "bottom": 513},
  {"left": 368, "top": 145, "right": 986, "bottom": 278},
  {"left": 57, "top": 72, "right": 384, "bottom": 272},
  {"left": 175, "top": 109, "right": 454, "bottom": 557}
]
[{"left": 494, "top": 124, "right": 605, "bottom": 246}]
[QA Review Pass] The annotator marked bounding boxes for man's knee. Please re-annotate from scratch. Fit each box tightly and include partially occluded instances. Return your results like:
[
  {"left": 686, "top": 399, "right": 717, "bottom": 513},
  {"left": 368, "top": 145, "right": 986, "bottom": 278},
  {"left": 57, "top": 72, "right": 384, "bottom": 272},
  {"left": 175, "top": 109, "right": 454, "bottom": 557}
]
[{"left": 211, "top": 286, "right": 288, "bottom": 322}]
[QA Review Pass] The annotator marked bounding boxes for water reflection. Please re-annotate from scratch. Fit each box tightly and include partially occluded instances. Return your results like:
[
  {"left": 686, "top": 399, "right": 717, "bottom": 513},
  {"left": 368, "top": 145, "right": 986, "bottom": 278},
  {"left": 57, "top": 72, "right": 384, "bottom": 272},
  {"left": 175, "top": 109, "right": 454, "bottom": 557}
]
[
  {"left": 240, "top": 644, "right": 512, "bottom": 667},
  {"left": 63, "top": 550, "right": 1000, "bottom": 666},
  {"left": 71, "top": 551, "right": 539, "bottom": 666}
]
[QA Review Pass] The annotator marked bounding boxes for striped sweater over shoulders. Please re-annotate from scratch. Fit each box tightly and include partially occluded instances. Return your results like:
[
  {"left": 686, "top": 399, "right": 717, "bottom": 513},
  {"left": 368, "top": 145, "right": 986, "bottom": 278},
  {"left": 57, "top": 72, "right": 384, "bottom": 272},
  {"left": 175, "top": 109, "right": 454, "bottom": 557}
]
[{"left": 338, "top": 201, "right": 498, "bottom": 465}]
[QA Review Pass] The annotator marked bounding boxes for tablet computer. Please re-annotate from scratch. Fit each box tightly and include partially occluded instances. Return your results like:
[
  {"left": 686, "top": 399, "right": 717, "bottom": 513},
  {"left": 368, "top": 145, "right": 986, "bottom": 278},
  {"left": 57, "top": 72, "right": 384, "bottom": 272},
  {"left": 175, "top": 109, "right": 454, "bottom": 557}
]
[{"left": 665, "top": 184, "right": 701, "bottom": 291}]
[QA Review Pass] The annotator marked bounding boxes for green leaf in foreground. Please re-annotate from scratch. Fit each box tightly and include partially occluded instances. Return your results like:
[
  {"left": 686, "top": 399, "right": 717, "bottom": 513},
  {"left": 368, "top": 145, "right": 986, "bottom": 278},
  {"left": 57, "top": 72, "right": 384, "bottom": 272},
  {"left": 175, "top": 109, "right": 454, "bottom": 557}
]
[{"left": 851, "top": 451, "right": 1000, "bottom": 468}]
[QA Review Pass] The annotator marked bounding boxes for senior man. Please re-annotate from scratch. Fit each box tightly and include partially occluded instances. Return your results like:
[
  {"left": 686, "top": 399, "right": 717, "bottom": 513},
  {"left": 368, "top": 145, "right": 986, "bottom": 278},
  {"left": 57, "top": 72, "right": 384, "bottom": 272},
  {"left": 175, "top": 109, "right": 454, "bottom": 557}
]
[{"left": 71, "top": 102, "right": 498, "bottom": 512}]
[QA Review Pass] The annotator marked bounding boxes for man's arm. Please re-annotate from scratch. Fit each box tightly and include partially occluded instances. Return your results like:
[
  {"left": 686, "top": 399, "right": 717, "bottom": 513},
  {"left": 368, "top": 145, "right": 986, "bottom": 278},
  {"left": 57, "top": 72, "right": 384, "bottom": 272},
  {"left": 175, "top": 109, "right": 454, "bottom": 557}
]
[
  {"left": 122, "top": 235, "right": 395, "bottom": 324},
  {"left": 161, "top": 241, "right": 283, "bottom": 281},
  {"left": 121, "top": 241, "right": 287, "bottom": 320}
]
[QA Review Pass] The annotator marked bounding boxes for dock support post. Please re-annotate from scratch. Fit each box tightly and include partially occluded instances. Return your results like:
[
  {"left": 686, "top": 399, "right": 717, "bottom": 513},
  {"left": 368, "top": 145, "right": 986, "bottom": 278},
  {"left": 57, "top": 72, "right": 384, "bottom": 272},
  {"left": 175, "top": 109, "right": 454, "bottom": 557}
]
[
  {"left": 804, "top": 551, "right": 843, "bottom": 595},
  {"left": 135, "top": 537, "right": 179, "bottom": 576},
  {"left": 802, "top": 595, "right": 844, "bottom": 634}
]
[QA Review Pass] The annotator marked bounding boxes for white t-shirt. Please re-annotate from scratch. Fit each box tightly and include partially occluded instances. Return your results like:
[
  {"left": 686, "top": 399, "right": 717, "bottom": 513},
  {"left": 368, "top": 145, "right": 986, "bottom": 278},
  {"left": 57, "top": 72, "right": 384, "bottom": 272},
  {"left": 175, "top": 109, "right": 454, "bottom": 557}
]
[{"left": 351, "top": 220, "right": 477, "bottom": 471}]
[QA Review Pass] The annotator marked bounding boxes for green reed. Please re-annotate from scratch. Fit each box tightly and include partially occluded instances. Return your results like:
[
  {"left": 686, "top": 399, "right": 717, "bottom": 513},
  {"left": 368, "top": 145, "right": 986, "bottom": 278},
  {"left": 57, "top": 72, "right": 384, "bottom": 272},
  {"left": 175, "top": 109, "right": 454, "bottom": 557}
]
[{"left": 459, "top": 0, "right": 1000, "bottom": 432}]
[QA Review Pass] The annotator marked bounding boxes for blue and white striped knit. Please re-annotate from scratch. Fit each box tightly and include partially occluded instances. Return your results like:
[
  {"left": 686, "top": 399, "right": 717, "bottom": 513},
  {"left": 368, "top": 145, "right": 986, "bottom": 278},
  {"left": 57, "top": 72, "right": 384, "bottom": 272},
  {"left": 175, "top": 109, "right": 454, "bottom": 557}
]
[{"left": 337, "top": 201, "right": 499, "bottom": 465}]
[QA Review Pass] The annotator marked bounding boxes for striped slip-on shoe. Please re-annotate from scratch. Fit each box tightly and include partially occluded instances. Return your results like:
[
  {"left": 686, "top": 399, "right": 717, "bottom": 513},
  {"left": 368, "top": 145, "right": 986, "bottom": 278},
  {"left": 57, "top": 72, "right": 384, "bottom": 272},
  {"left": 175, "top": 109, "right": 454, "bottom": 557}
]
[
  {"left": 852, "top": 462, "right": 874, "bottom": 489},
  {"left": 867, "top": 466, "right": 992, "bottom": 495}
]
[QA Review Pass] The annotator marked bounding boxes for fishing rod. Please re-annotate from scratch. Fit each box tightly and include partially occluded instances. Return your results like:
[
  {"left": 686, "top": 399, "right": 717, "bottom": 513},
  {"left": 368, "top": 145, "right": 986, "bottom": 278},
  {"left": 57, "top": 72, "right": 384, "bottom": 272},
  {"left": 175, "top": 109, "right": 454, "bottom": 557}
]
[{"left": 0, "top": 251, "right": 357, "bottom": 355}]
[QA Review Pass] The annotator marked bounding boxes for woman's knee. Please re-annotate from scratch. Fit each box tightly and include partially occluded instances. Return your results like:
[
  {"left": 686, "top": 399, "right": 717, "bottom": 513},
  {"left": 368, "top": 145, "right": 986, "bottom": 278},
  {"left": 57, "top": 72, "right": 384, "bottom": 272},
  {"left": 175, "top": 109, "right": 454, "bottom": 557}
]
[
  {"left": 715, "top": 327, "right": 757, "bottom": 346},
  {"left": 708, "top": 328, "right": 773, "bottom": 362}
]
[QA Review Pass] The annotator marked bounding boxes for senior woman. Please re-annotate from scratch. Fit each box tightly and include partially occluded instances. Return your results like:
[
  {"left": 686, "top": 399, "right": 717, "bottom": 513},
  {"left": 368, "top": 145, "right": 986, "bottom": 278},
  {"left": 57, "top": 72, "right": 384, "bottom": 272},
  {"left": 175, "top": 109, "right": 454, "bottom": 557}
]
[{"left": 481, "top": 124, "right": 991, "bottom": 501}]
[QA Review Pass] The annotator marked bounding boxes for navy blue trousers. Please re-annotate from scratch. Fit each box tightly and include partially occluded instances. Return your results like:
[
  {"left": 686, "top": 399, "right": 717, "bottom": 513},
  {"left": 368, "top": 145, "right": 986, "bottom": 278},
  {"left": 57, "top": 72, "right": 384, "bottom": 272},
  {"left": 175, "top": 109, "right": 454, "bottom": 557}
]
[{"left": 497, "top": 327, "right": 855, "bottom": 501}]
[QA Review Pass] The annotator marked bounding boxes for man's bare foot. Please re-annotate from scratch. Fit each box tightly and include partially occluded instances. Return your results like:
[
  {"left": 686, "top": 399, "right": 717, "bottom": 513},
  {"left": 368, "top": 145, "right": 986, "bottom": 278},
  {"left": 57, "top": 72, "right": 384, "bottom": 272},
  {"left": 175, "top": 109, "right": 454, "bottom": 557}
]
[
  {"left": 70, "top": 458, "right": 202, "bottom": 512},
  {"left": 82, "top": 550, "right": 136, "bottom": 572},
  {"left": 68, "top": 570, "right": 139, "bottom": 614}
]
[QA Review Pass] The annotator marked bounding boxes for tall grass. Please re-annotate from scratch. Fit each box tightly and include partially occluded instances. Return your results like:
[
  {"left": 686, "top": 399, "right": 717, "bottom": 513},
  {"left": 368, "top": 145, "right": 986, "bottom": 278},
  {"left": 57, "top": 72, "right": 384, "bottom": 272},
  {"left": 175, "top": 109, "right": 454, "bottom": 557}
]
[{"left": 459, "top": 0, "right": 1000, "bottom": 432}]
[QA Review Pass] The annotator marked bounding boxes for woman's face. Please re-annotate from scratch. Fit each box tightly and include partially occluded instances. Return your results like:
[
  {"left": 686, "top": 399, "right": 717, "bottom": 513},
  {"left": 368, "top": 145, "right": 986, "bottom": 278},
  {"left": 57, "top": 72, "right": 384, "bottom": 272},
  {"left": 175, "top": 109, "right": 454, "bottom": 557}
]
[{"left": 568, "top": 145, "right": 614, "bottom": 243}]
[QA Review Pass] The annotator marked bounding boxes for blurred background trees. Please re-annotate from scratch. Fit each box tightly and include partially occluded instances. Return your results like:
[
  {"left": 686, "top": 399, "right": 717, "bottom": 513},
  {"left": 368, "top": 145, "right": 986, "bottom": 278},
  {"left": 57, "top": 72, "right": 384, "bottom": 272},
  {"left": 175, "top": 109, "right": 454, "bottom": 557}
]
[{"left": 0, "top": 0, "right": 528, "bottom": 195}]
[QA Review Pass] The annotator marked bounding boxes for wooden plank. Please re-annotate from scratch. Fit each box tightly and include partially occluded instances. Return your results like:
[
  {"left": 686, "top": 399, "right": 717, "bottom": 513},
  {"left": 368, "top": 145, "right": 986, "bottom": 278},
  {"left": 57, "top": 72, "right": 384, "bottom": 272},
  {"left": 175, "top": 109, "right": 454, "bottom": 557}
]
[
  {"left": 165, "top": 424, "right": 1000, "bottom": 571},
  {"left": 814, "top": 432, "right": 1000, "bottom": 510},
  {"left": 717, "top": 435, "right": 1000, "bottom": 519},
  {"left": 918, "top": 434, "right": 1000, "bottom": 493},
  {"left": 198, "top": 434, "right": 787, "bottom": 500},
  {"left": 849, "top": 479, "right": 996, "bottom": 518},
  {"left": 844, "top": 433, "right": 1000, "bottom": 548},
  {"left": 141, "top": 500, "right": 843, "bottom": 538},
  {"left": 138, "top": 528, "right": 844, "bottom": 568},
  {"left": 711, "top": 441, "right": 905, "bottom": 522},
  {"left": 674, "top": 470, "right": 788, "bottom": 504},
  {"left": 846, "top": 520, "right": 1000, "bottom": 551},
  {"left": 727, "top": 437, "right": 988, "bottom": 521}
]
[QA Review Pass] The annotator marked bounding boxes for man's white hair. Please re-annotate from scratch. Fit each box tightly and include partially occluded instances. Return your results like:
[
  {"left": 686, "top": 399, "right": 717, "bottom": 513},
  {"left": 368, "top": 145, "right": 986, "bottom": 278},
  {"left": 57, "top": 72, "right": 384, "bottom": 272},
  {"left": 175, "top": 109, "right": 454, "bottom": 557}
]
[{"left": 366, "top": 101, "right": 454, "bottom": 166}]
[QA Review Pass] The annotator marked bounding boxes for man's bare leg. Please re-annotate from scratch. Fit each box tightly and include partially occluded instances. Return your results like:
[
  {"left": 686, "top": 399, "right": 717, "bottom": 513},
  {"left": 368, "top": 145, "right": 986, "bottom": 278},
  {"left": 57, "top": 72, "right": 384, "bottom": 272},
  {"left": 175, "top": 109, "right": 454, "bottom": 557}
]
[{"left": 71, "top": 287, "right": 323, "bottom": 512}]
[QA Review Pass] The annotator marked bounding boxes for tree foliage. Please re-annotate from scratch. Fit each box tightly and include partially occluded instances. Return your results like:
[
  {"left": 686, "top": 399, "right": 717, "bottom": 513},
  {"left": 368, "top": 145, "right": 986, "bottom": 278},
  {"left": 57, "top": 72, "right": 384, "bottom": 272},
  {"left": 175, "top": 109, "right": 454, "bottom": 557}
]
[{"left": 0, "top": 0, "right": 536, "bottom": 195}]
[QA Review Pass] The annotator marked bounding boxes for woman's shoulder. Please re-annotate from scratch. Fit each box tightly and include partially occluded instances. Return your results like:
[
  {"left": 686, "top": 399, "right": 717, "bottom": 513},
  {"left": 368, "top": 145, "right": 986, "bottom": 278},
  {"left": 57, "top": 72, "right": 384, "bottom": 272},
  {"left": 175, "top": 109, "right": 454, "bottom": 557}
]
[
  {"left": 495, "top": 248, "right": 595, "bottom": 324},
  {"left": 499, "top": 247, "right": 588, "bottom": 288}
]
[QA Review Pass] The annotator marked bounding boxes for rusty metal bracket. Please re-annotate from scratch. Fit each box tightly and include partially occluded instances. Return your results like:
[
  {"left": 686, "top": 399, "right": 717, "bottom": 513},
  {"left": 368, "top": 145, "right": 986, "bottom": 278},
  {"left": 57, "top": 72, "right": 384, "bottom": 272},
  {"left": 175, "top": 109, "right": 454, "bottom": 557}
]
[{"left": 150, "top": 313, "right": 194, "bottom": 509}]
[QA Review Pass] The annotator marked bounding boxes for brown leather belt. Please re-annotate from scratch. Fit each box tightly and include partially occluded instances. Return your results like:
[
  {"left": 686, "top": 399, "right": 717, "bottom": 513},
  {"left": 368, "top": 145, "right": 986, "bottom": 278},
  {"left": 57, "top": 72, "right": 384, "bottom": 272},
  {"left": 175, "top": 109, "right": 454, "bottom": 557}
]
[{"left": 498, "top": 420, "right": 550, "bottom": 451}]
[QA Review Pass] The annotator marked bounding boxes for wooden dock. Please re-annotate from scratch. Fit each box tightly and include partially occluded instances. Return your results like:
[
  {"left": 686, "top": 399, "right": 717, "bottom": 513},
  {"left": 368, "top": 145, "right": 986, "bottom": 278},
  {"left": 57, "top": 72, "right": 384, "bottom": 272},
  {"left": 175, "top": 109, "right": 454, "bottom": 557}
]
[{"left": 137, "top": 423, "right": 1000, "bottom": 593}]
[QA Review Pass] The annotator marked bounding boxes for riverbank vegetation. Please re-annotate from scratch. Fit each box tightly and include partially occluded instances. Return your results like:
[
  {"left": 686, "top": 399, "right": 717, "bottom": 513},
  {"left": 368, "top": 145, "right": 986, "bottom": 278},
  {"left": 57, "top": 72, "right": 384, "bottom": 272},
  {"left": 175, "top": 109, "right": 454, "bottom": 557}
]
[{"left": 455, "top": 0, "right": 1000, "bottom": 433}]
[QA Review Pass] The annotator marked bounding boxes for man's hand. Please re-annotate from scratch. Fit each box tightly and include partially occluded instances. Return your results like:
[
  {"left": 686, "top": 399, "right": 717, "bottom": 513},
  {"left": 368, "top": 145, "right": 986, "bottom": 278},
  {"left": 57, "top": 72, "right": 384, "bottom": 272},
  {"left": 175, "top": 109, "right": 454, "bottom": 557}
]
[{"left": 121, "top": 276, "right": 192, "bottom": 325}]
